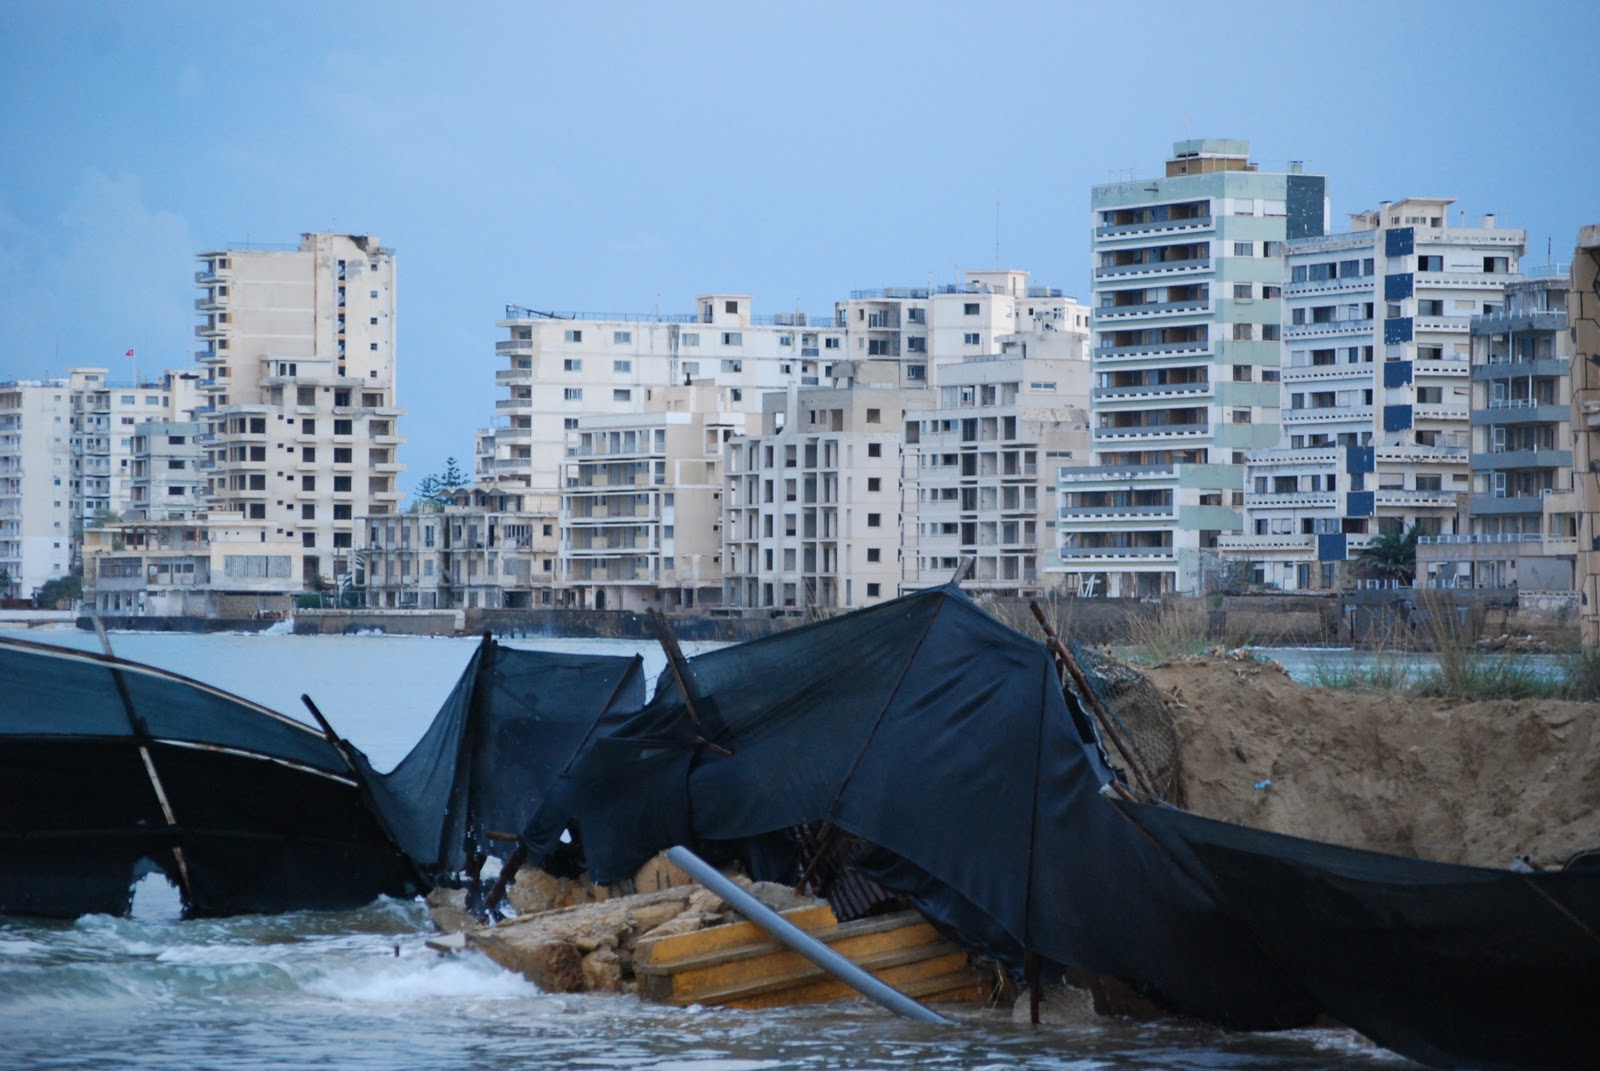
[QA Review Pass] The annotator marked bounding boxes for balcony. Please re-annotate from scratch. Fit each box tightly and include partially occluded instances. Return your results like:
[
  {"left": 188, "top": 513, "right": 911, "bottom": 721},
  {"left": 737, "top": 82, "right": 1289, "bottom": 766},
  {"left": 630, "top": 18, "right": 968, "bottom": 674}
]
[
  {"left": 1469, "top": 449, "right": 1570, "bottom": 472},
  {"left": 1092, "top": 381, "right": 1211, "bottom": 402},
  {"left": 1374, "top": 489, "right": 1460, "bottom": 509},
  {"left": 1470, "top": 402, "right": 1567, "bottom": 426},
  {"left": 1242, "top": 492, "right": 1338, "bottom": 508},
  {"left": 1057, "top": 503, "right": 1176, "bottom": 520},
  {"left": 1284, "top": 275, "right": 1373, "bottom": 298},
  {"left": 1094, "top": 298, "right": 1211, "bottom": 321},
  {"left": 1091, "top": 340, "right": 1210, "bottom": 360},
  {"left": 1468, "top": 492, "right": 1549, "bottom": 515},
  {"left": 1218, "top": 533, "right": 1315, "bottom": 553},
  {"left": 1094, "top": 257, "right": 1211, "bottom": 280},
  {"left": 1056, "top": 544, "right": 1177, "bottom": 561},
  {"left": 495, "top": 367, "right": 532, "bottom": 386},
  {"left": 1284, "top": 318, "right": 1373, "bottom": 341},
  {"left": 1092, "top": 422, "right": 1209, "bottom": 440},
  {"left": 1282, "top": 406, "right": 1373, "bottom": 424},
  {"left": 1093, "top": 215, "right": 1214, "bottom": 239},
  {"left": 495, "top": 397, "right": 532, "bottom": 412}
]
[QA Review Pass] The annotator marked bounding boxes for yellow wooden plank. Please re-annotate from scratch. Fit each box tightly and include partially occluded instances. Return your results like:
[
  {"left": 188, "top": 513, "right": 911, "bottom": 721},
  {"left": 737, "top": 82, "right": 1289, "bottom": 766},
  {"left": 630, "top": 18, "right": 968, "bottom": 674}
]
[
  {"left": 634, "top": 904, "right": 838, "bottom": 966},
  {"left": 649, "top": 927, "right": 951, "bottom": 1002},
  {"left": 700, "top": 952, "right": 981, "bottom": 1010},
  {"left": 637, "top": 911, "right": 936, "bottom": 975}
]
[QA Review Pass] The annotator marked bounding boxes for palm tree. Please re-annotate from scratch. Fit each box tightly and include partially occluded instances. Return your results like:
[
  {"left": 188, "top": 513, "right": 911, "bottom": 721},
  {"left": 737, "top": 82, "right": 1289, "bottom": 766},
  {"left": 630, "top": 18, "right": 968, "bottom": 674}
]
[{"left": 1357, "top": 524, "right": 1422, "bottom": 584}]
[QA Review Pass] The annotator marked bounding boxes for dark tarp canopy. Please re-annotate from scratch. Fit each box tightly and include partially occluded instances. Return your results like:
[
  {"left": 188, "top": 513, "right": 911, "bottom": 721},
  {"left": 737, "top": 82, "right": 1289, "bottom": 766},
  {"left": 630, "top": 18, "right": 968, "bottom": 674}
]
[
  {"left": 0, "top": 636, "right": 414, "bottom": 919},
  {"left": 520, "top": 586, "right": 1319, "bottom": 1029},
  {"left": 1117, "top": 800, "right": 1600, "bottom": 1071},
  {"left": 352, "top": 636, "right": 645, "bottom": 883}
]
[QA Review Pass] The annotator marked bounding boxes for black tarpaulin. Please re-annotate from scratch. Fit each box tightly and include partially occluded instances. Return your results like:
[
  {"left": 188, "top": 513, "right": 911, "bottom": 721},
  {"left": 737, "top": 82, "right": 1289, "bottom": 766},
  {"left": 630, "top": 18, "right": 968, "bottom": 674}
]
[
  {"left": 1118, "top": 800, "right": 1600, "bottom": 1071},
  {"left": 0, "top": 636, "right": 413, "bottom": 919},
  {"left": 522, "top": 586, "right": 1319, "bottom": 1029},
  {"left": 355, "top": 637, "right": 645, "bottom": 880}
]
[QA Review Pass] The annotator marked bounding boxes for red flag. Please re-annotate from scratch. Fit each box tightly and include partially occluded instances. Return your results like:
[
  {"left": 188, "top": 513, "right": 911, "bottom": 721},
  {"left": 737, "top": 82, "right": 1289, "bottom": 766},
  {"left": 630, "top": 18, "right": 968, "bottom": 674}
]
[{"left": 125, "top": 349, "right": 135, "bottom": 357}]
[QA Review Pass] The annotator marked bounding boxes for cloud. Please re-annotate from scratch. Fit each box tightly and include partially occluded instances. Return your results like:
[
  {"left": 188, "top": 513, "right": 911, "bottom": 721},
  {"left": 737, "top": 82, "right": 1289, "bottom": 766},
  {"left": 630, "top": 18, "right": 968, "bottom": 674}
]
[{"left": 0, "top": 169, "right": 195, "bottom": 381}]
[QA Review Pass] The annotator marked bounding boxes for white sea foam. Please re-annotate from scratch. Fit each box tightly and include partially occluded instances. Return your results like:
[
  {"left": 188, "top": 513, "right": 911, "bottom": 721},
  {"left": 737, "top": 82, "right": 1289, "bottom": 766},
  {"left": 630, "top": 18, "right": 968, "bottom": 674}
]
[{"left": 300, "top": 953, "right": 537, "bottom": 1003}]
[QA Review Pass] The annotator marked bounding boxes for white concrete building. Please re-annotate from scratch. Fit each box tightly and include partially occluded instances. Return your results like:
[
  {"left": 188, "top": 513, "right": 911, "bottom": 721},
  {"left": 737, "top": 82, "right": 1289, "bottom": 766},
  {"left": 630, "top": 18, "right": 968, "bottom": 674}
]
[
  {"left": 195, "top": 233, "right": 406, "bottom": 587},
  {"left": 478, "top": 298, "right": 839, "bottom": 492},
  {"left": 1055, "top": 139, "right": 1328, "bottom": 596},
  {"left": 1221, "top": 199, "right": 1525, "bottom": 589},
  {"left": 901, "top": 353, "right": 1091, "bottom": 595},
  {"left": 125, "top": 420, "right": 207, "bottom": 522},
  {"left": 559, "top": 382, "right": 743, "bottom": 611},
  {"left": 1417, "top": 267, "right": 1575, "bottom": 590},
  {"left": 833, "top": 270, "right": 1088, "bottom": 388},
  {"left": 81, "top": 511, "right": 303, "bottom": 618},
  {"left": 723, "top": 363, "right": 929, "bottom": 614},
  {"left": 0, "top": 378, "right": 75, "bottom": 599},
  {"left": 360, "top": 485, "right": 558, "bottom": 610}
]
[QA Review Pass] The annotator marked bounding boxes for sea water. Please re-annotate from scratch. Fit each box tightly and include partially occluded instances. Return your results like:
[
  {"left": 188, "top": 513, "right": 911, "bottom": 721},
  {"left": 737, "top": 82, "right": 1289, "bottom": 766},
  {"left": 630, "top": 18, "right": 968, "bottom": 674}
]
[{"left": 0, "top": 627, "right": 1406, "bottom": 1070}]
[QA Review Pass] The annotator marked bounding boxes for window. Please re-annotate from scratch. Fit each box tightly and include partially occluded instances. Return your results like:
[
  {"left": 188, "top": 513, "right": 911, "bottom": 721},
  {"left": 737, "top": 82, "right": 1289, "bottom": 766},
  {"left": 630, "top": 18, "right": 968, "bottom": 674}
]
[
  {"left": 334, "top": 419, "right": 353, "bottom": 435},
  {"left": 1263, "top": 241, "right": 1283, "bottom": 257},
  {"left": 725, "top": 300, "right": 738, "bottom": 314},
  {"left": 166, "top": 458, "right": 185, "bottom": 469},
  {"left": 369, "top": 342, "right": 378, "bottom": 351},
  {"left": 722, "top": 359, "right": 743, "bottom": 372},
  {"left": 1262, "top": 285, "right": 1281, "bottom": 299},
  {"left": 867, "top": 513, "right": 881, "bottom": 527},
  {"left": 1233, "top": 365, "right": 1253, "bottom": 382},
  {"left": 1233, "top": 323, "right": 1254, "bottom": 341},
  {"left": 370, "top": 290, "right": 378, "bottom": 298},
  {"left": 564, "top": 329, "right": 583, "bottom": 342},
  {"left": 333, "top": 504, "right": 351, "bottom": 520},
  {"left": 563, "top": 358, "right": 582, "bottom": 372},
  {"left": 907, "top": 336, "right": 926, "bottom": 353},
  {"left": 721, "top": 332, "right": 742, "bottom": 346},
  {"left": 564, "top": 388, "right": 583, "bottom": 400},
  {"left": 867, "top": 547, "right": 881, "bottom": 563},
  {"left": 866, "top": 408, "right": 881, "bottom": 424},
  {"left": 613, "top": 389, "right": 631, "bottom": 402},
  {"left": 867, "top": 477, "right": 882, "bottom": 492},
  {"left": 334, "top": 476, "right": 352, "bottom": 492},
  {"left": 1418, "top": 255, "right": 1443, "bottom": 272},
  {"left": 682, "top": 332, "right": 699, "bottom": 346},
  {"left": 613, "top": 359, "right": 631, "bottom": 373},
  {"left": 302, "top": 447, "right": 316, "bottom": 462},
  {"left": 1262, "top": 324, "right": 1281, "bottom": 340},
  {"left": 302, "top": 533, "right": 316, "bottom": 548},
  {"left": 824, "top": 337, "right": 840, "bottom": 349},
  {"left": 867, "top": 583, "right": 881, "bottom": 598},
  {"left": 1233, "top": 241, "right": 1253, "bottom": 256},
  {"left": 1483, "top": 256, "right": 1509, "bottom": 273},
  {"left": 301, "top": 419, "right": 315, "bottom": 434},
  {"left": 301, "top": 504, "right": 316, "bottom": 520},
  {"left": 301, "top": 475, "right": 316, "bottom": 492},
  {"left": 1232, "top": 409, "right": 1252, "bottom": 423},
  {"left": 1234, "top": 284, "right": 1253, "bottom": 299},
  {"left": 563, "top": 417, "right": 578, "bottom": 429},
  {"left": 613, "top": 331, "right": 632, "bottom": 344},
  {"left": 1233, "top": 198, "right": 1255, "bottom": 215},
  {"left": 1418, "top": 299, "right": 1445, "bottom": 316},
  {"left": 963, "top": 302, "right": 979, "bottom": 315},
  {"left": 963, "top": 332, "right": 980, "bottom": 345},
  {"left": 867, "top": 443, "right": 882, "bottom": 458},
  {"left": 334, "top": 447, "right": 352, "bottom": 463}
]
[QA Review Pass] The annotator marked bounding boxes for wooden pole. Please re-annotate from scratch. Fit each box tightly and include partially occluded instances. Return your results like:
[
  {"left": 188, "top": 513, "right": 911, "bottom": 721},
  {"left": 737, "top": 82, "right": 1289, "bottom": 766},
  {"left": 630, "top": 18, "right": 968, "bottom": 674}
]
[
  {"left": 649, "top": 608, "right": 732, "bottom": 756},
  {"left": 1028, "top": 602, "right": 1160, "bottom": 801}
]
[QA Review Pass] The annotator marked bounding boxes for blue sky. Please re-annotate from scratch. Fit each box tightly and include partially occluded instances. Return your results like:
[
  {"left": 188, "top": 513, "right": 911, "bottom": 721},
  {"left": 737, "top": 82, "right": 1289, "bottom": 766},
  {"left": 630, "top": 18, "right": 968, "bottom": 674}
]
[{"left": 2, "top": 0, "right": 1596, "bottom": 490}]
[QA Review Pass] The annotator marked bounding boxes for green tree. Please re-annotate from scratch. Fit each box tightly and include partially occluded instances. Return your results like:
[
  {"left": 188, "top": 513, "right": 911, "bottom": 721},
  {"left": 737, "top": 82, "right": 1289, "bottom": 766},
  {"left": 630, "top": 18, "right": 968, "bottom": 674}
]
[
  {"left": 411, "top": 456, "right": 470, "bottom": 511},
  {"left": 34, "top": 571, "right": 83, "bottom": 610},
  {"left": 1357, "top": 524, "right": 1421, "bottom": 584}
]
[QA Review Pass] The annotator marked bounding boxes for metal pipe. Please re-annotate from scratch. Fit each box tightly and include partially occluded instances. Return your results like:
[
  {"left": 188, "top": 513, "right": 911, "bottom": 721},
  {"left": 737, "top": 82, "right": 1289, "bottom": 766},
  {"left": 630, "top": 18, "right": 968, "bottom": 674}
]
[{"left": 664, "top": 845, "right": 952, "bottom": 1025}]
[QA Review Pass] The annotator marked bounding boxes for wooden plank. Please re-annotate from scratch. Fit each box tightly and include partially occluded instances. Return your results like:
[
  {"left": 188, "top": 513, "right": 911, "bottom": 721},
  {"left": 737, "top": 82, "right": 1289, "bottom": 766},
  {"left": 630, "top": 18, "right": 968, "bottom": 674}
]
[
  {"left": 634, "top": 904, "right": 837, "bottom": 965},
  {"left": 644, "top": 933, "right": 962, "bottom": 1004},
  {"left": 636, "top": 909, "right": 930, "bottom": 973},
  {"left": 656, "top": 949, "right": 978, "bottom": 1008}
]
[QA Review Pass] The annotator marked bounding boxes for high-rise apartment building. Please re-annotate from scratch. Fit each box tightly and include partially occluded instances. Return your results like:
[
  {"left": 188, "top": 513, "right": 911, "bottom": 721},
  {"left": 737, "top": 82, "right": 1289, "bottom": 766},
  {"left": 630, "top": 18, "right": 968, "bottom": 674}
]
[
  {"left": 560, "top": 382, "right": 744, "bottom": 611},
  {"left": 1569, "top": 227, "right": 1600, "bottom": 643},
  {"left": 901, "top": 353, "right": 1090, "bottom": 595},
  {"left": 0, "top": 379, "right": 74, "bottom": 598},
  {"left": 723, "top": 364, "right": 928, "bottom": 613},
  {"left": 1054, "top": 139, "right": 1326, "bottom": 596},
  {"left": 194, "top": 233, "right": 405, "bottom": 584},
  {"left": 478, "top": 298, "right": 839, "bottom": 492},
  {"left": 1221, "top": 200, "right": 1525, "bottom": 589}
]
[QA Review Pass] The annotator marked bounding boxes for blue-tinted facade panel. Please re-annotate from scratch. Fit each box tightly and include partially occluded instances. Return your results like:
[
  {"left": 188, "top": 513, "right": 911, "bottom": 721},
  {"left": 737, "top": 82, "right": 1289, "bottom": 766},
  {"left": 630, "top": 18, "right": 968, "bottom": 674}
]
[
  {"left": 1383, "top": 361, "right": 1414, "bottom": 388},
  {"left": 1384, "top": 272, "right": 1414, "bottom": 300},
  {"left": 1346, "top": 491, "right": 1375, "bottom": 517},
  {"left": 1344, "top": 445, "right": 1375, "bottom": 474},
  {"left": 1386, "top": 227, "right": 1414, "bottom": 257},
  {"left": 1317, "top": 533, "right": 1348, "bottom": 562},
  {"left": 1383, "top": 404, "right": 1414, "bottom": 431},
  {"left": 1384, "top": 317, "right": 1414, "bottom": 344},
  {"left": 1286, "top": 175, "right": 1329, "bottom": 241}
]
